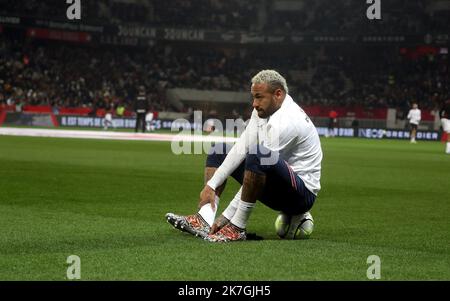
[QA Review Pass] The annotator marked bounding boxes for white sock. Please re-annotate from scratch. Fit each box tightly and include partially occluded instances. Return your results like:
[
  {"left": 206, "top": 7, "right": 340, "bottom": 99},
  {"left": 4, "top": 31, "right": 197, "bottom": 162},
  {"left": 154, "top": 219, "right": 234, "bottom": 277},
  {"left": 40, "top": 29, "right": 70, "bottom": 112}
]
[
  {"left": 230, "top": 200, "right": 255, "bottom": 229},
  {"left": 222, "top": 187, "right": 242, "bottom": 220},
  {"left": 198, "top": 195, "right": 219, "bottom": 227},
  {"left": 446, "top": 142, "right": 450, "bottom": 154}
]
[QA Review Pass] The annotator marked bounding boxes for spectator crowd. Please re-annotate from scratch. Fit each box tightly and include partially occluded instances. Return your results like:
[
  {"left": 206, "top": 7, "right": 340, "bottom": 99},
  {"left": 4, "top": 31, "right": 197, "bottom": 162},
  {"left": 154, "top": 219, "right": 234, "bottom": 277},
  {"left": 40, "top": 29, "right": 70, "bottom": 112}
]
[{"left": 0, "top": 0, "right": 448, "bottom": 116}]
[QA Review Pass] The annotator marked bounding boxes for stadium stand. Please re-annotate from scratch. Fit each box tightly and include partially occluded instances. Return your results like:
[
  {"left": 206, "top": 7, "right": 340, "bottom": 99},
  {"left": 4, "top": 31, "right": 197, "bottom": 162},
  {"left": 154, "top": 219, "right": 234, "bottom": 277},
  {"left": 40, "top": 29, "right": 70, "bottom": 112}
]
[{"left": 0, "top": 0, "right": 448, "bottom": 122}]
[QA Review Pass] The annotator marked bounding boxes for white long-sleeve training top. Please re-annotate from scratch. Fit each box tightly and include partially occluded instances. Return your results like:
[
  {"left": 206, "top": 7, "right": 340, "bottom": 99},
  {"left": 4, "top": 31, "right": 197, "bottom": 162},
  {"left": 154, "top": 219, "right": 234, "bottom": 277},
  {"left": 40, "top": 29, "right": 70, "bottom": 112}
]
[
  {"left": 207, "top": 94, "right": 323, "bottom": 195},
  {"left": 407, "top": 108, "right": 421, "bottom": 125}
]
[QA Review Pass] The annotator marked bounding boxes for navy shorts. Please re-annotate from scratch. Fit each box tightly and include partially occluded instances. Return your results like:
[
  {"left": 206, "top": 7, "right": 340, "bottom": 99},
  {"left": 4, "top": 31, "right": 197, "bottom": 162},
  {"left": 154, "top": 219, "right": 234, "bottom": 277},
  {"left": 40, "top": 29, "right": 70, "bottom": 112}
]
[{"left": 206, "top": 143, "right": 316, "bottom": 215}]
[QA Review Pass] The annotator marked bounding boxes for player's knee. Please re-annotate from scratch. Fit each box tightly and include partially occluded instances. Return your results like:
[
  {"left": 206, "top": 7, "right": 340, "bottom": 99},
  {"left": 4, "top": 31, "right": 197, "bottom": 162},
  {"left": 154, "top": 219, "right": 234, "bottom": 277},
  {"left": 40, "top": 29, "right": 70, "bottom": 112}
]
[
  {"left": 206, "top": 143, "right": 229, "bottom": 168},
  {"left": 245, "top": 152, "right": 265, "bottom": 174},
  {"left": 245, "top": 145, "right": 278, "bottom": 173},
  {"left": 206, "top": 152, "right": 223, "bottom": 168}
]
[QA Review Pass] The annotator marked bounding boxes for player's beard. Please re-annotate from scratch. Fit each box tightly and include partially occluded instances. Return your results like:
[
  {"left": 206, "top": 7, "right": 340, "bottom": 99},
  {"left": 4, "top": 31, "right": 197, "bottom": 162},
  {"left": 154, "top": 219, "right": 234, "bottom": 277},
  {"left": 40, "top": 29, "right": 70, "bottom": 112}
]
[
  {"left": 256, "top": 109, "right": 268, "bottom": 118},
  {"left": 257, "top": 95, "right": 279, "bottom": 118}
]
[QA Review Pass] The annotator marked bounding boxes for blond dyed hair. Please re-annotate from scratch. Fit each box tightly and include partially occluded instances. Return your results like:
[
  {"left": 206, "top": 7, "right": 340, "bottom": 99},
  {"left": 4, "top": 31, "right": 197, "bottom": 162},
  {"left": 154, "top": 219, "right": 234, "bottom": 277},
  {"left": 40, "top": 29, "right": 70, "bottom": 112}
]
[{"left": 251, "top": 70, "right": 289, "bottom": 94}]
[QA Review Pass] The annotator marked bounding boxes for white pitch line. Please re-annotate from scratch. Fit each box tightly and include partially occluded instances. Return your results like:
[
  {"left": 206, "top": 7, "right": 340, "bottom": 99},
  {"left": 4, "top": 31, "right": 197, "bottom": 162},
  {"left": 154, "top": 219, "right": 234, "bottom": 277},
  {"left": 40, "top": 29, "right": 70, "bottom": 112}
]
[{"left": 0, "top": 127, "right": 238, "bottom": 143}]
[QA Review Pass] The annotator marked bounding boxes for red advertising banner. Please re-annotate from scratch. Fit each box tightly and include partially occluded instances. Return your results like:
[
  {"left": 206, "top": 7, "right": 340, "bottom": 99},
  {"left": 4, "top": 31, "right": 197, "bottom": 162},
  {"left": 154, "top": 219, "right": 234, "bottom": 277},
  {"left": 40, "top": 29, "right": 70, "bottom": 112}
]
[
  {"left": 59, "top": 107, "right": 93, "bottom": 115},
  {"left": 22, "top": 105, "right": 52, "bottom": 113},
  {"left": 0, "top": 110, "right": 7, "bottom": 126},
  {"left": 303, "top": 106, "right": 388, "bottom": 119},
  {"left": 26, "top": 28, "right": 92, "bottom": 43},
  {"left": 18, "top": 105, "right": 435, "bottom": 121}
]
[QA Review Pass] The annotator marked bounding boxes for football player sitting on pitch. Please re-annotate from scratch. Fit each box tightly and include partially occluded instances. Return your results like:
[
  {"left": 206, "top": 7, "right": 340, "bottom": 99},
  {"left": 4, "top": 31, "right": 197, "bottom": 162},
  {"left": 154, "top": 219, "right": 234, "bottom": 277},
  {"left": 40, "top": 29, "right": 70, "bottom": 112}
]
[{"left": 166, "top": 70, "right": 323, "bottom": 242}]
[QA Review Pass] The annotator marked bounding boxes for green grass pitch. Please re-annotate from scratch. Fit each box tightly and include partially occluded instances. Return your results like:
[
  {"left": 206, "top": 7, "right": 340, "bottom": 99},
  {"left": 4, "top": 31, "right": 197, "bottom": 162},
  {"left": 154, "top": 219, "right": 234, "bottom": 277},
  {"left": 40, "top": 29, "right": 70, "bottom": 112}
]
[{"left": 0, "top": 135, "right": 449, "bottom": 280}]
